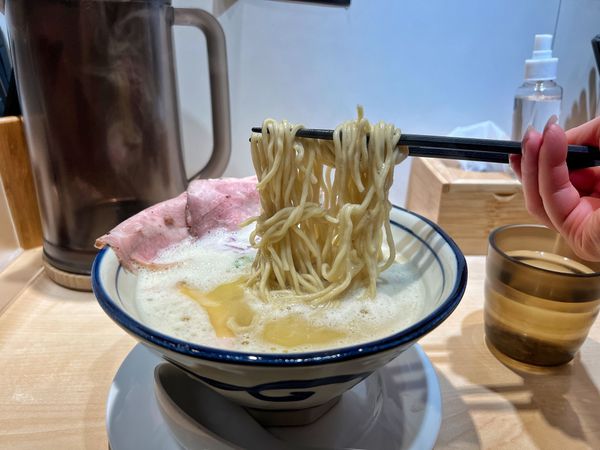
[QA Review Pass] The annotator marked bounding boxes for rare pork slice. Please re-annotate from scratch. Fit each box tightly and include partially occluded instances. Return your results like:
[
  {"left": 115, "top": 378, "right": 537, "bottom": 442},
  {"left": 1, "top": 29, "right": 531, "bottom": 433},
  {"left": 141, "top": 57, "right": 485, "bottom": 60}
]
[
  {"left": 95, "top": 192, "right": 189, "bottom": 270},
  {"left": 95, "top": 177, "right": 259, "bottom": 270},
  {"left": 186, "top": 176, "right": 259, "bottom": 238}
]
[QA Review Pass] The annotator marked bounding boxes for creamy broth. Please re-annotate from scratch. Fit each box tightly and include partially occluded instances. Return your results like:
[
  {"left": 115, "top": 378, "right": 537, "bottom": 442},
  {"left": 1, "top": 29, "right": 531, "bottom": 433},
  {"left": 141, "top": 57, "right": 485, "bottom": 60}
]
[{"left": 135, "top": 226, "right": 426, "bottom": 353}]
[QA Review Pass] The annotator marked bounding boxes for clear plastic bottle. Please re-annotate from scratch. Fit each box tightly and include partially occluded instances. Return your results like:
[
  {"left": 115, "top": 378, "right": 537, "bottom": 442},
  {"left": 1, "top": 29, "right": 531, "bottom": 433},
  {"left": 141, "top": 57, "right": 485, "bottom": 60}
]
[{"left": 511, "top": 35, "right": 563, "bottom": 141}]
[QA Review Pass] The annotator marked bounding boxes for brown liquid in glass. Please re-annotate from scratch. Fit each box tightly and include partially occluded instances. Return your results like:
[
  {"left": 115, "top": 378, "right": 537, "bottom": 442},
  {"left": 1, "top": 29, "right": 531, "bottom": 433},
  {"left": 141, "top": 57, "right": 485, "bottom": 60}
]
[{"left": 485, "top": 251, "right": 596, "bottom": 366}]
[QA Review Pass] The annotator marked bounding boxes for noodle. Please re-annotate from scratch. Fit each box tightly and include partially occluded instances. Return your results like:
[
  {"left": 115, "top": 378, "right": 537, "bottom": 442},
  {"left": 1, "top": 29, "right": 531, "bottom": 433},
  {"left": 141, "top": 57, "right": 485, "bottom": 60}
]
[{"left": 247, "top": 108, "right": 407, "bottom": 304}]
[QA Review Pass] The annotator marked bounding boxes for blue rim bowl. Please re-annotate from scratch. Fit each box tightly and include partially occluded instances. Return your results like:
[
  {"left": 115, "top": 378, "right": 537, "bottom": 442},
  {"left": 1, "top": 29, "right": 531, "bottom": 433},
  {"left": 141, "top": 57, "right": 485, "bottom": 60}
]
[{"left": 92, "top": 206, "right": 467, "bottom": 367}]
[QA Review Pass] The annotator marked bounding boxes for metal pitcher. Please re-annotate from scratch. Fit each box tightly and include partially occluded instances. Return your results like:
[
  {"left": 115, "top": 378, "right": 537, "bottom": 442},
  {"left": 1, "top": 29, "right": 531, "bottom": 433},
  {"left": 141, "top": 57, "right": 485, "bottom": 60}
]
[{"left": 4, "top": 0, "right": 230, "bottom": 284}]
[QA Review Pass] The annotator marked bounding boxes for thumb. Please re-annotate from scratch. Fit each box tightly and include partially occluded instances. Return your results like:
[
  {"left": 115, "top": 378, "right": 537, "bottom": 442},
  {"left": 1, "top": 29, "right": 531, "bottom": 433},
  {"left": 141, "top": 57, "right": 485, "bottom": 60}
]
[{"left": 565, "top": 116, "right": 600, "bottom": 146}]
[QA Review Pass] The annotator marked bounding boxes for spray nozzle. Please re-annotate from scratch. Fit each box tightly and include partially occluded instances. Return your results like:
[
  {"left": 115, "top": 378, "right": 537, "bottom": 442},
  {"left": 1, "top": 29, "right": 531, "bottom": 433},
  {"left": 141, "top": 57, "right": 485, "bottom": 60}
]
[
  {"left": 524, "top": 34, "right": 558, "bottom": 81},
  {"left": 532, "top": 34, "right": 553, "bottom": 59}
]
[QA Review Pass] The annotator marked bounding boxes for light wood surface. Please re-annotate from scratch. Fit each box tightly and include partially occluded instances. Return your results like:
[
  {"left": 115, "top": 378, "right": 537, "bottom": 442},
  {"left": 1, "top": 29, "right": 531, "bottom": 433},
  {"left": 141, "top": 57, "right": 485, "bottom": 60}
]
[
  {"left": 1, "top": 249, "right": 600, "bottom": 449},
  {"left": 0, "top": 117, "right": 43, "bottom": 249},
  {"left": 406, "top": 158, "right": 536, "bottom": 255}
]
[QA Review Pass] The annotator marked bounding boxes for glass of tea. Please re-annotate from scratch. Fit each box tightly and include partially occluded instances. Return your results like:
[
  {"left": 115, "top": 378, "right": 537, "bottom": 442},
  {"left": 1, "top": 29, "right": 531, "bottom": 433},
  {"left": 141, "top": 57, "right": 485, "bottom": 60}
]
[{"left": 484, "top": 224, "right": 600, "bottom": 366}]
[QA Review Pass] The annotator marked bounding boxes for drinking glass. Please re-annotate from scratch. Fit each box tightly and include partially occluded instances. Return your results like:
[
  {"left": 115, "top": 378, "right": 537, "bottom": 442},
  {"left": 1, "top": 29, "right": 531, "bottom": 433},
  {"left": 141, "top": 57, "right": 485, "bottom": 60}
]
[{"left": 484, "top": 224, "right": 600, "bottom": 366}]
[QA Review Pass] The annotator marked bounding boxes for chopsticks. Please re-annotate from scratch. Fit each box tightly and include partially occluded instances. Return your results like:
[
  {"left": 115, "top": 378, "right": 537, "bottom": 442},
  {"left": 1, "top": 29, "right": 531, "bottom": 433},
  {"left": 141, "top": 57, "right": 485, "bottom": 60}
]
[{"left": 251, "top": 127, "right": 600, "bottom": 169}]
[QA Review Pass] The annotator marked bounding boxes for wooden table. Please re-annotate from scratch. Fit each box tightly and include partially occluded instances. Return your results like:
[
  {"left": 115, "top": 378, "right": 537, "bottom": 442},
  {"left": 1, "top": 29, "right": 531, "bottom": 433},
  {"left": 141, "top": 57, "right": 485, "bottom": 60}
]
[{"left": 1, "top": 250, "right": 599, "bottom": 449}]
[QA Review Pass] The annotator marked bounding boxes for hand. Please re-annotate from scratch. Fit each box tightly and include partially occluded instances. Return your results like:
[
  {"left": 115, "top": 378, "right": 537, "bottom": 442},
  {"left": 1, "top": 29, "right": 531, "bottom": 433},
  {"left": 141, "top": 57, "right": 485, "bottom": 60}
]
[{"left": 509, "top": 115, "right": 600, "bottom": 261}]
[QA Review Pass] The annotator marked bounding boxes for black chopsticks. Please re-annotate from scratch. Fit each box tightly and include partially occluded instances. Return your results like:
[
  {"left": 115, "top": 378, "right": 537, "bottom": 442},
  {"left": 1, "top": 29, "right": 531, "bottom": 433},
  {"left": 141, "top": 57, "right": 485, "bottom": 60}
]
[{"left": 251, "top": 127, "right": 600, "bottom": 169}]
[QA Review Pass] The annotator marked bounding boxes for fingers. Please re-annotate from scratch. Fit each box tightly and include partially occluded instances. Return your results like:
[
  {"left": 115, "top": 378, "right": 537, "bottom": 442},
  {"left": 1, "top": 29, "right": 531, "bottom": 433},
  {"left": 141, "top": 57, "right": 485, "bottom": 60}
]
[
  {"left": 537, "top": 118, "right": 582, "bottom": 232},
  {"left": 569, "top": 168, "right": 600, "bottom": 195},
  {"left": 513, "top": 116, "right": 600, "bottom": 261},
  {"left": 518, "top": 126, "right": 555, "bottom": 228},
  {"left": 509, "top": 154, "right": 522, "bottom": 179},
  {"left": 565, "top": 115, "right": 600, "bottom": 197},
  {"left": 509, "top": 124, "right": 533, "bottom": 180},
  {"left": 565, "top": 115, "right": 600, "bottom": 146}
]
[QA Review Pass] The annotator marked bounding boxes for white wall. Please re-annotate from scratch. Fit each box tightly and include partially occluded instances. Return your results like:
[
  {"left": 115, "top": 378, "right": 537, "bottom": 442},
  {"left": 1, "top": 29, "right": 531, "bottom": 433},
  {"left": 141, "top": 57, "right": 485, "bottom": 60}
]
[
  {"left": 555, "top": 0, "right": 600, "bottom": 130},
  {"left": 173, "top": 0, "right": 579, "bottom": 205},
  {"left": 3, "top": 1, "right": 599, "bottom": 206}
]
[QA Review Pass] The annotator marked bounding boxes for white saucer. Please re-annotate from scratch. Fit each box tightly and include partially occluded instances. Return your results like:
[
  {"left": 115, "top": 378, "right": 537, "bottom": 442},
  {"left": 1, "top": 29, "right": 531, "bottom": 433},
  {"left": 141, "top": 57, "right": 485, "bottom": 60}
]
[{"left": 107, "top": 344, "right": 442, "bottom": 450}]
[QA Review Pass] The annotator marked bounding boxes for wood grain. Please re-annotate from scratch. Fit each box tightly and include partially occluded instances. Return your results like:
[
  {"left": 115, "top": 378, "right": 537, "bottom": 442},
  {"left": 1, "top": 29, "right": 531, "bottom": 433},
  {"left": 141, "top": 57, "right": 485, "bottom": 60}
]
[
  {"left": 406, "top": 158, "right": 537, "bottom": 254},
  {"left": 0, "top": 249, "right": 133, "bottom": 450},
  {"left": 0, "top": 117, "right": 43, "bottom": 249},
  {"left": 1, "top": 251, "right": 600, "bottom": 448}
]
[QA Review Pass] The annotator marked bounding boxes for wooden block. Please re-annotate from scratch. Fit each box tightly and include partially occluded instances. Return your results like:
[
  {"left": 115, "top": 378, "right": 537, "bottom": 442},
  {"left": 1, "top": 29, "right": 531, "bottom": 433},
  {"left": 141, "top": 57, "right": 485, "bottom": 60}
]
[
  {"left": 406, "top": 158, "right": 537, "bottom": 255},
  {"left": 0, "top": 117, "right": 43, "bottom": 249}
]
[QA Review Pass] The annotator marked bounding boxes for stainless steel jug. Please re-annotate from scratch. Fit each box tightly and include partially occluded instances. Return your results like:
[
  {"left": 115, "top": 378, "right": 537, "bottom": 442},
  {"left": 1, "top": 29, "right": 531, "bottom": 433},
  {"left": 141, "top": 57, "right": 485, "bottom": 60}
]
[{"left": 4, "top": 0, "right": 230, "bottom": 286}]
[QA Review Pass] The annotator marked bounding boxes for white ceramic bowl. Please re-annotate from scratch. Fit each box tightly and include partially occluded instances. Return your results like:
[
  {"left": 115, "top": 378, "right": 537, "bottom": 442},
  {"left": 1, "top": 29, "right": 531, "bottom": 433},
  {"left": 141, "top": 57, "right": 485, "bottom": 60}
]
[{"left": 92, "top": 206, "right": 467, "bottom": 424}]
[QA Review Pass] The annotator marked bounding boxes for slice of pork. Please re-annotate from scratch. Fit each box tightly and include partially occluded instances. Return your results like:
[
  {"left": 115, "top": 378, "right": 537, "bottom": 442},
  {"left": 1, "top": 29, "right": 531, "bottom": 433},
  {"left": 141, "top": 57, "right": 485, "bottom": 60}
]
[
  {"left": 95, "top": 176, "right": 259, "bottom": 270},
  {"left": 95, "top": 192, "right": 189, "bottom": 270},
  {"left": 186, "top": 176, "right": 259, "bottom": 238}
]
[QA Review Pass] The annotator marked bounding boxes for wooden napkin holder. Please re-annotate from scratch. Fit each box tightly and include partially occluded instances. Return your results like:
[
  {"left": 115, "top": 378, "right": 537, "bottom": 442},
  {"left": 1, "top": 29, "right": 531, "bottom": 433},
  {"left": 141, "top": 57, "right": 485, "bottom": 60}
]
[{"left": 406, "top": 158, "right": 536, "bottom": 255}]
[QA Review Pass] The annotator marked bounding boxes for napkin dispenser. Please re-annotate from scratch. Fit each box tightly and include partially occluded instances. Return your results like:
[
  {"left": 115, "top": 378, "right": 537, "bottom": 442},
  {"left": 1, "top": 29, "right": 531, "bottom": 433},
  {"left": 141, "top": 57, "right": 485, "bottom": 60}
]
[{"left": 406, "top": 158, "right": 537, "bottom": 255}]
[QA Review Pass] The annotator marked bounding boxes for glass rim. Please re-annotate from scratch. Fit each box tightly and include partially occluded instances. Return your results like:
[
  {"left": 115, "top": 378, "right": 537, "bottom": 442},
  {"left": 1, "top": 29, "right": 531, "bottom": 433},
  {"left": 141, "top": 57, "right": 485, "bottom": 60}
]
[{"left": 488, "top": 224, "right": 600, "bottom": 278}]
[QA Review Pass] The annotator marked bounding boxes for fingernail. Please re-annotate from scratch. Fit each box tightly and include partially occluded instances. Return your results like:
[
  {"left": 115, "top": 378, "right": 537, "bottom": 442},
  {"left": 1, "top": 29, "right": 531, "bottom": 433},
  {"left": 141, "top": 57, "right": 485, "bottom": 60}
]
[
  {"left": 521, "top": 125, "right": 534, "bottom": 156},
  {"left": 543, "top": 114, "right": 559, "bottom": 134}
]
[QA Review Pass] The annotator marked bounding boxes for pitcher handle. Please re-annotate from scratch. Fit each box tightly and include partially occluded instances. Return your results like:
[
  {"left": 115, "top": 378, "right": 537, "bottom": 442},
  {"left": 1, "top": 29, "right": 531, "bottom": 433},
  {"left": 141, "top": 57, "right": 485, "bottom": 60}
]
[{"left": 172, "top": 8, "right": 231, "bottom": 180}]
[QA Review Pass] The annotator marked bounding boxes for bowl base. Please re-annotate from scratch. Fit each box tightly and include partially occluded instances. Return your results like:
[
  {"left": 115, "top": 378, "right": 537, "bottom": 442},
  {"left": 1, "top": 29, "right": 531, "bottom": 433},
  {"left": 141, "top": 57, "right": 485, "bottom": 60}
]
[
  {"left": 109, "top": 343, "right": 442, "bottom": 450},
  {"left": 245, "top": 396, "right": 341, "bottom": 427}
]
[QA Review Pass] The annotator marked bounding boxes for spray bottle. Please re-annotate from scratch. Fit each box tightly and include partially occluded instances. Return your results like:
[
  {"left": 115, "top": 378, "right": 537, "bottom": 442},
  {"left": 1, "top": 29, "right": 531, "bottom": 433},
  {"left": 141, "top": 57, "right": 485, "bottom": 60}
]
[{"left": 511, "top": 34, "right": 563, "bottom": 140}]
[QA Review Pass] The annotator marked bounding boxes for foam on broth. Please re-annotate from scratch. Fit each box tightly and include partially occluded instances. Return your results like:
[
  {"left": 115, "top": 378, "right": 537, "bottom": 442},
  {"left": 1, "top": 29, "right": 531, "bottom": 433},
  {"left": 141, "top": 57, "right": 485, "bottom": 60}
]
[{"left": 135, "top": 226, "right": 427, "bottom": 353}]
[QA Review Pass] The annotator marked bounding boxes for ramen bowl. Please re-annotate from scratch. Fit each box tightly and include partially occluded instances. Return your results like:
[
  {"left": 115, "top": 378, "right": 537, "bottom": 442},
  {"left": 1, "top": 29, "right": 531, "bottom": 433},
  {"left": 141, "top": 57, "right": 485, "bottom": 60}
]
[{"left": 92, "top": 206, "right": 467, "bottom": 426}]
